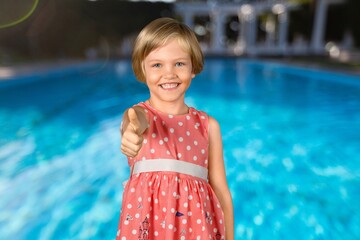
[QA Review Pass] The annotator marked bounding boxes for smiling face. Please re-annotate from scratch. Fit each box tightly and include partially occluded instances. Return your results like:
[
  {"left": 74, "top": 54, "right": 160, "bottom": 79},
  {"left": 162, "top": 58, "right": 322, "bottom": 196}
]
[{"left": 143, "top": 38, "right": 195, "bottom": 112}]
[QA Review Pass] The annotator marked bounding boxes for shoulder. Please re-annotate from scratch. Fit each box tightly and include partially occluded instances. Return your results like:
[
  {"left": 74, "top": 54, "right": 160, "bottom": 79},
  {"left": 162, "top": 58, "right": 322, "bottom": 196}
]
[{"left": 208, "top": 115, "right": 222, "bottom": 141}]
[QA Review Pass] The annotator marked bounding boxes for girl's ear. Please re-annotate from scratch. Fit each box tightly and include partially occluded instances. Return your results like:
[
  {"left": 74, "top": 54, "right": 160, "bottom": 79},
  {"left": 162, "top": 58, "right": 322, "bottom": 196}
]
[{"left": 191, "top": 73, "right": 196, "bottom": 79}]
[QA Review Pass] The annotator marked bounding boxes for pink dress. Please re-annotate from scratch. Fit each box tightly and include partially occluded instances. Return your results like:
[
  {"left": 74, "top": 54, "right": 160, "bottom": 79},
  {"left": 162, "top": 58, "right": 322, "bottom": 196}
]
[{"left": 116, "top": 102, "right": 225, "bottom": 240}]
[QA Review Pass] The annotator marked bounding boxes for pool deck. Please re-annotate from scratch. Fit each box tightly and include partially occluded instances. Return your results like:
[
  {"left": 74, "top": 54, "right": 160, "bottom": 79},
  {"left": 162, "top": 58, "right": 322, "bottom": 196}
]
[{"left": 1, "top": 58, "right": 359, "bottom": 81}]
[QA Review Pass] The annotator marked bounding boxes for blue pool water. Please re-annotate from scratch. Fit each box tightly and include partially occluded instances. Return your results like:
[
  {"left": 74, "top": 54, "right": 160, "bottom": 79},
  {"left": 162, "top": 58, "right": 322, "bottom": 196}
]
[{"left": 0, "top": 59, "right": 359, "bottom": 239}]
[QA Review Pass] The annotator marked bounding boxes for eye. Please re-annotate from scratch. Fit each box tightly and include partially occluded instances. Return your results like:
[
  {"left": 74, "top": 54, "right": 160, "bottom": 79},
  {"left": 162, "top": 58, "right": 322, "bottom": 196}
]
[
  {"left": 152, "top": 63, "right": 161, "bottom": 68},
  {"left": 175, "top": 62, "right": 185, "bottom": 67}
]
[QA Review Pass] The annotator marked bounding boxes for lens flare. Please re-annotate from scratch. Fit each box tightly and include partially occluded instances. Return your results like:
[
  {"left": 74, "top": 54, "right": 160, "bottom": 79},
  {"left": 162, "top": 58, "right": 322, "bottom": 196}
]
[{"left": 0, "top": 0, "right": 39, "bottom": 29}]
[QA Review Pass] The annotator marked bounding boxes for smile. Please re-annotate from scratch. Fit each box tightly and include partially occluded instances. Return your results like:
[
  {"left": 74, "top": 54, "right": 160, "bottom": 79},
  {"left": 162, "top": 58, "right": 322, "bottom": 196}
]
[{"left": 159, "top": 83, "right": 180, "bottom": 90}]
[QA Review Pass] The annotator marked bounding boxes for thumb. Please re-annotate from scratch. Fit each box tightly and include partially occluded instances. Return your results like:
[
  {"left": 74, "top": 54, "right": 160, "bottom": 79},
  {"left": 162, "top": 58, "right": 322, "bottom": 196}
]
[{"left": 128, "top": 108, "right": 141, "bottom": 134}]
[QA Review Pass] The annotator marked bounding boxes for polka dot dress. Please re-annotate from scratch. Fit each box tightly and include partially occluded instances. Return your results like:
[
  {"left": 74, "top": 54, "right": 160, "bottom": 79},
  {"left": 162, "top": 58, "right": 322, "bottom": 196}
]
[{"left": 116, "top": 102, "right": 225, "bottom": 240}]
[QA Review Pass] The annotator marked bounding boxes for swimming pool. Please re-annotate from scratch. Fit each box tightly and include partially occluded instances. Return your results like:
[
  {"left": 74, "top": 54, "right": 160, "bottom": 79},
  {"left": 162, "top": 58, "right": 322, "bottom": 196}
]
[{"left": 0, "top": 59, "right": 359, "bottom": 239}]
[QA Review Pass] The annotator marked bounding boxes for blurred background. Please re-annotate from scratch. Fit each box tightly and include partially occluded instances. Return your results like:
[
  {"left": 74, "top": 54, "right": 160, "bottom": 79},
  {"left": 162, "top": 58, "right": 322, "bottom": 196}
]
[
  {"left": 1, "top": 0, "right": 360, "bottom": 240},
  {"left": 1, "top": 0, "right": 360, "bottom": 65}
]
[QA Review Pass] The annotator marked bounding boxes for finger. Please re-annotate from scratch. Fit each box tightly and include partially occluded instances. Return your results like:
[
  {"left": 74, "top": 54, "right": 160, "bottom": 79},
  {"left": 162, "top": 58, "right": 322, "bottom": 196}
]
[
  {"left": 121, "top": 138, "right": 142, "bottom": 153},
  {"left": 128, "top": 108, "right": 141, "bottom": 134},
  {"left": 123, "top": 131, "right": 144, "bottom": 145},
  {"left": 121, "top": 144, "right": 138, "bottom": 158}
]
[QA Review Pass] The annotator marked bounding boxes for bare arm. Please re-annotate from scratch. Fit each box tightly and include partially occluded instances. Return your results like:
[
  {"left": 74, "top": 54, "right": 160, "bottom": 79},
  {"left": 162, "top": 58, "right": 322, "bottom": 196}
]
[
  {"left": 208, "top": 116, "right": 234, "bottom": 240},
  {"left": 120, "top": 106, "right": 149, "bottom": 158}
]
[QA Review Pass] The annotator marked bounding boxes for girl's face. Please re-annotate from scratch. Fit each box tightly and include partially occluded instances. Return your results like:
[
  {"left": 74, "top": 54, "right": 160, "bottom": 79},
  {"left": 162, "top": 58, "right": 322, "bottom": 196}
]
[{"left": 143, "top": 38, "right": 195, "bottom": 107}]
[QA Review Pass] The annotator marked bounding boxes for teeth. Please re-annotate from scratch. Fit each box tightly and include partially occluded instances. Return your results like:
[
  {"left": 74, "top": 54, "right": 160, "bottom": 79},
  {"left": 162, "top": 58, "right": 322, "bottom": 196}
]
[{"left": 161, "top": 83, "right": 179, "bottom": 89}]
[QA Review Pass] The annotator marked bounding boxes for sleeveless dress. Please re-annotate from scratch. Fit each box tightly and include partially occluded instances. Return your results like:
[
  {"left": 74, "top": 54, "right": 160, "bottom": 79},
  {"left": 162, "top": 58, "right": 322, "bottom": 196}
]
[{"left": 116, "top": 102, "right": 225, "bottom": 240}]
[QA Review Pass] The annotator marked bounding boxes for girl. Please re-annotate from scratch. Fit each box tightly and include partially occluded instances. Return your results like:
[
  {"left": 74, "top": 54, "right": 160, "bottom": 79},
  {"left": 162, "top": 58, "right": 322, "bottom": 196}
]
[{"left": 117, "top": 17, "right": 234, "bottom": 240}]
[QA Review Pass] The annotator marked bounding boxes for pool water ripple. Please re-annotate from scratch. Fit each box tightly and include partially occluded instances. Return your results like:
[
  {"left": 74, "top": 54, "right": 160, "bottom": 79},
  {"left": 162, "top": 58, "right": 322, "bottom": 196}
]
[{"left": 0, "top": 59, "right": 359, "bottom": 239}]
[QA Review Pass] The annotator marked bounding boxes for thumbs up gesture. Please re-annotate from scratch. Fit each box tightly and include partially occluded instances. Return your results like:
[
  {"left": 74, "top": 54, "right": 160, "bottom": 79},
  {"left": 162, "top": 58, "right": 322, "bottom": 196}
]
[{"left": 120, "top": 107, "right": 148, "bottom": 158}]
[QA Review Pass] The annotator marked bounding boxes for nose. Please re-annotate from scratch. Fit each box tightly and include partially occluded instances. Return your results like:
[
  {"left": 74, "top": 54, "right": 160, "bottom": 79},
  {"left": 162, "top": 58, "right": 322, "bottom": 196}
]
[{"left": 163, "top": 65, "right": 176, "bottom": 79}]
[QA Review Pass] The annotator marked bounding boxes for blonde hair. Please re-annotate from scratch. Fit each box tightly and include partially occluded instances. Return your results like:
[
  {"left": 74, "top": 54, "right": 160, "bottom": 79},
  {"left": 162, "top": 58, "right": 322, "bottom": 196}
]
[{"left": 132, "top": 17, "right": 204, "bottom": 83}]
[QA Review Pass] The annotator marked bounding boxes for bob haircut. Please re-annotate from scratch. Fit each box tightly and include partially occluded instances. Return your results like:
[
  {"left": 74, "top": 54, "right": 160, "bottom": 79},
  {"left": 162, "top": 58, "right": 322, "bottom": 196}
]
[{"left": 132, "top": 17, "right": 204, "bottom": 83}]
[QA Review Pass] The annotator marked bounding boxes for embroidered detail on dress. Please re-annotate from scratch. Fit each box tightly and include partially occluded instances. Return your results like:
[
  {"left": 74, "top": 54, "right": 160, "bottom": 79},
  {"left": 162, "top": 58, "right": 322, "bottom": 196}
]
[
  {"left": 176, "top": 211, "right": 184, "bottom": 217},
  {"left": 138, "top": 217, "right": 150, "bottom": 240},
  {"left": 214, "top": 231, "right": 222, "bottom": 240},
  {"left": 205, "top": 212, "right": 213, "bottom": 224},
  {"left": 125, "top": 214, "right": 133, "bottom": 221}
]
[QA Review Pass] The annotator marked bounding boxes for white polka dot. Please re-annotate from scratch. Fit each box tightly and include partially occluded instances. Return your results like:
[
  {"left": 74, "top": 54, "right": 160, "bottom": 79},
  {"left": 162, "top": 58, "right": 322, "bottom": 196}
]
[
  {"left": 153, "top": 116, "right": 157, "bottom": 121},
  {"left": 168, "top": 114, "right": 174, "bottom": 118},
  {"left": 219, "top": 219, "right": 223, "bottom": 224},
  {"left": 122, "top": 237, "right": 127, "bottom": 240},
  {"left": 213, "top": 228, "right": 218, "bottom": 233},
  {"left": 196, "top": 203, "right": 201, "bottom": 208},
  {"left": 148, "top": 181, "right": 152, "bottom": 186},
  {"left": 138, "top": 197, "right": 142, "bottom": 202},
  {"left": 186, "top": 131, "right": 190, "bottom": 136},
  {"left": 143, "top": 139, "right": 148, "bottom": 144},
  {"left": 171, "top": 208, "right": 175, "bottom": 213},
  {"left": 166, "top": 150, "right": 171, "bottom": 155},
  {"left": 162, "top": 207, "right": 167, "bottom": 212},
  {"left": 155, "top": 215, "right": 158, "bottom": 220},
  {"left": 188, "top": 195, "right": 193, "bottom": 200},
  {"left": 182, "top": 219, "right": 187, "bottom": 224},
  {"left": 150, "top": 148, "right": 155, "bottom": 154},
  {"left": 132, "top": 229, "right": 137, "bottom": 235},
  {"left": 164, "top": 137, "right": 169, "bottom": 142},
  {"left": 201, "top": 116, "right": 206, "bottom": 119},
  {"left": 197, "top": 219, "right": 202, "bottom": 224},
  {"left": 194, "top": 140, "right": 198, "bottom": 145},
  {"left": 184, "top": 202, "right": 188, "bottom": 208},
  {"left": 135, "top": 213, "right": 140, "bottom": 218},
  {"left": 179, "top": 137, "right": 184, "bottom": 142},
  {"left": 148, "top": 197, "right": 151, "bottom": 202},
  {"left": 124, "top": 220, "right": 129, "bottom": 225},
  {"left": 170, "top": 128, "right": 175, "bottom": 133},
  {"left": 202, "top": 226, "right": 205, "bottom": 231},
  {"left": 168, "top": 224, "right": 173, "bottom": 229},
  {"left": 127, "top": 204, "right": 132, "bottom": 209},
  {"left": 188, "top": 211, "right": 192, "bottom": 216},
  {"left": 154, "top": 231, "right": 159, "bottom": 236},
  {"left": 162, "top": 191, "right": 166, "bottom": 196},
  {"left": 186, "top": 115, "right": 191, "bottom": 120},
  {"left": 159, "top": 140, "right": 164, "bottom": 145},
  {"left": 155, "top": 199, "right": 159, "bottom": 204},
  {"left": 205, "top": 159, "right": 208, "bottom": 165},
  {"left": 181, "top": 236, "right": 185, "bottom": 240},
  {"left": 184, "top": 186, "right": 188, "bottom": 191},
  {"left": 173, "top": 192, "right": 177, "bottom": 197},
  {"left": 186, "top": 145, "right": 191, "bottom": 150},
  {"left": 201, "top": 149, "right": 205, "bottom": 154},
  {"left": 196, "top": 236, "right": 201, "bottom": 240},
  {"left": 152, "top": 133, "right": 156, "bottom": 138},
  {"left": 193, "top": 156, "right": 197, "bottom": 161},
  {"left": 177, "top": 153, "right": 182, "bottom": 158}
]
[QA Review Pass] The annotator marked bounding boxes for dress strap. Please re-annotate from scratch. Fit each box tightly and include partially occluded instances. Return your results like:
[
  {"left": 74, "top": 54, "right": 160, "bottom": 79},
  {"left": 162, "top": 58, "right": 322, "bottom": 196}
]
[{"left": 132, "top": 159, "right": 208, "bottom": 181}]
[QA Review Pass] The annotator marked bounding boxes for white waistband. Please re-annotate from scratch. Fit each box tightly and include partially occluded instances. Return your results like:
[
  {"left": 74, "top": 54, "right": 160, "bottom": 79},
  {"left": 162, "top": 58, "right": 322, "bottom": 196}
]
[{"left": 132, "top": 159, "right": 208, "bottom": 181}]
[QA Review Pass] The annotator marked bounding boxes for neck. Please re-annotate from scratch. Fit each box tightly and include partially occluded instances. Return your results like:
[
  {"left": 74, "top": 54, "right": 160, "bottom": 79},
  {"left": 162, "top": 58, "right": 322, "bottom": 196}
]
[{"left": 148, "top": 98, "right": 188, "bottom": 115}]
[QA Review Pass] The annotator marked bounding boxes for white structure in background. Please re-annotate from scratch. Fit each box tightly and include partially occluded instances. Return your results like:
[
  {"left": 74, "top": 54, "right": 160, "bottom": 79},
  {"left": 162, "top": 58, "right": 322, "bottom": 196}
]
[{"left": 175, "top": 0, "right": 346, "bottom": 56}]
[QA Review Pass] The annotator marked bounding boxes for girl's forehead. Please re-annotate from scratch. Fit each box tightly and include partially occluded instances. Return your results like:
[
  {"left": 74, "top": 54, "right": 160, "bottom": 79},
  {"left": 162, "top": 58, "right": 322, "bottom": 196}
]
[{"left": 145, "top": 39, "right": 191, "bottom": 60}]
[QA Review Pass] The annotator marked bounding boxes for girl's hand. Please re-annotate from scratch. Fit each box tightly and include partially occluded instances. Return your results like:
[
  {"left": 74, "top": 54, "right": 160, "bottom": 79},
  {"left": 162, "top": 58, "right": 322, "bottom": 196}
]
[{"left": 120, "top": 108, "right": 146, "bottom": 157}]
